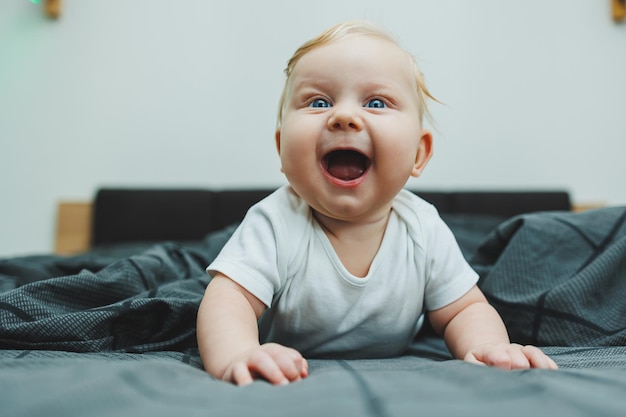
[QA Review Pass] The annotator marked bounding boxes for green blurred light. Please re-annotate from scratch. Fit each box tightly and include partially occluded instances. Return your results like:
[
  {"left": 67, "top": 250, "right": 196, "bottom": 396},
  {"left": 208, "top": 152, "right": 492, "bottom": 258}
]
[{"left": 30, "top": 0, "right": 42, "bottom": 4}]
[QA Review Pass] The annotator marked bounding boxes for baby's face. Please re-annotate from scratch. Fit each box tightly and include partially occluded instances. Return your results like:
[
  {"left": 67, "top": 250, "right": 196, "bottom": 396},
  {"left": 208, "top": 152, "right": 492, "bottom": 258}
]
[{"left": 276, "top": 35, "right": 432, "bottom": 223}]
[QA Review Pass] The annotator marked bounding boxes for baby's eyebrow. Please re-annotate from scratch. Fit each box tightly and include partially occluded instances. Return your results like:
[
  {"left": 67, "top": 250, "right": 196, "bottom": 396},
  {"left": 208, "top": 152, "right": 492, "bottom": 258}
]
[
  {"left": 291, "top": 76, "right": 335, "bottom": 91},
  {"left": 292, "top": 77, "right": 401, "bottom": 94}
]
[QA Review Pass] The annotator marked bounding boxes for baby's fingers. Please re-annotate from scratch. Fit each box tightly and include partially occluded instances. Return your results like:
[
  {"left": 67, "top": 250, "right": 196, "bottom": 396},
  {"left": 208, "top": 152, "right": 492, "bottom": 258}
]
[
  {"left": 229, "top": 361, "right": 255, "bottom": 386},
  {"left": 500, "top": 344, "right": 558, "bottom": 370},
  {"left": 465, "top": 344, "right": 558, "bottom": 370},
  {"left": 225, "top": 344, "right": 309, "bottom": 386},
  {"left": 246, "top": 350, "right": 291, "bottom": 385},
  {"left": 467, "top": 346, "right": 522, "bottom": 370},
  {"left": 463, "top": 352, "right": 486, "bottom": 366},
  {"left": 226, "top": 351, "right": 287, "bottom": 386},
  {"left": 521, "top": 345, "right": 559, "bottom": 370},
  {"left": 264, "top": 344, "right": 309, "bottom": 382}
]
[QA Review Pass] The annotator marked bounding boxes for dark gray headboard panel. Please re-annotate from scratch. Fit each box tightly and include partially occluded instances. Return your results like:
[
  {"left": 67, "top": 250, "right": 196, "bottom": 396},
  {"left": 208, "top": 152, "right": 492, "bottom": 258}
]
[{"left": 91, "top": 188, "right": 571, "bottom": 246}]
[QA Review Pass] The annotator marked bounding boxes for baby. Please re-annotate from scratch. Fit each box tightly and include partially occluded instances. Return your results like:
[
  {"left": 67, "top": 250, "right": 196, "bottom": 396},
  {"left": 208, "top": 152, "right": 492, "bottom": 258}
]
[{"left": 197, "top": 20, "right": 558, "bottom": 386}]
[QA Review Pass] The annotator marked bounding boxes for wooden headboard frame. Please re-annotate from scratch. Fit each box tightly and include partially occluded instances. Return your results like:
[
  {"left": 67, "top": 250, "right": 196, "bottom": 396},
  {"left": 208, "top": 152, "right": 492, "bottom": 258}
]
[{"left": 55, "top": 202, "right": 93, "bottom": 255}]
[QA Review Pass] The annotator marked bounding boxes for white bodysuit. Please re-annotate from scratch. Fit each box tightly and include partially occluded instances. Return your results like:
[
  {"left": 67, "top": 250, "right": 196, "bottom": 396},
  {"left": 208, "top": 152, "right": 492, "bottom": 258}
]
[{"left": 207, "top": 185, "right": 478, "bottom": 359}]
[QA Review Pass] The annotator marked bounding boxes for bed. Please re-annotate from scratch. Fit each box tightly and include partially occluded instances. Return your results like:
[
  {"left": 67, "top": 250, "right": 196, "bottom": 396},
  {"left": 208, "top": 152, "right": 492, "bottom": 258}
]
[{"left": 1, "top": 187, "right": 625, "bottom": 417}]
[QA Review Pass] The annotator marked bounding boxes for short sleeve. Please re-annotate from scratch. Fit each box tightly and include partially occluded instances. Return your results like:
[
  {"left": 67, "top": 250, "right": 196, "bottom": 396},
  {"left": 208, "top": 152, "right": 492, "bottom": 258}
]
[
  {"left": 207, "top": 203, "right": 284, "bottom": 308},
  {"left": 423, "top": 216, "right": 479, "bottom": 311}
]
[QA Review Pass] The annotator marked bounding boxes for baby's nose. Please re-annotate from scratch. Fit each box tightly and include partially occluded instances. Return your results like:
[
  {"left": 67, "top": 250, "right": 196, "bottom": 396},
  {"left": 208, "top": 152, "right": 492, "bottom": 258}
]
[{"left": 327, "top": 104, "right": 364, "bottom": 131}]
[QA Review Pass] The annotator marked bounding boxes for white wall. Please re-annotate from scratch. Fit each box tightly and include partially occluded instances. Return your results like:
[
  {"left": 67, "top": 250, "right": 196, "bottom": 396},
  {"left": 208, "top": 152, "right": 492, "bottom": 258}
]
[{"left": 1, "top": 0, "right": 625, "bottom": 256}]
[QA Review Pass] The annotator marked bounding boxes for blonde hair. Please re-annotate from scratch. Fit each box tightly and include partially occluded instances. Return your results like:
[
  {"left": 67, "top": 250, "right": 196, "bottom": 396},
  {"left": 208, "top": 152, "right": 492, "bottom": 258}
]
[{"left": 276, "top": 20, "right": 436, "bottom": 129}]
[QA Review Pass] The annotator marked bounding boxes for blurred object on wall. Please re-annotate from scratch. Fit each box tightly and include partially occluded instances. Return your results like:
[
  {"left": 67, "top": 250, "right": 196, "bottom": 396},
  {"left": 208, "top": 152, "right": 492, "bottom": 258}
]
[
  {"left": 31, "top": 0, "right": 62, "bottom": 19},
  {"left": 613, "top": 0, "right": 626, "bottom": 22},
  {"left": 45, "top": 0, "right": 61, "bottom": 19}
]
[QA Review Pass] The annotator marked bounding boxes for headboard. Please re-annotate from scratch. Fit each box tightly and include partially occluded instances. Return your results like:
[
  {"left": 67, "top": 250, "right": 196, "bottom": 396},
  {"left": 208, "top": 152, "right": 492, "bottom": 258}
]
[{"left": 55, "top": 188, "right": 572, "bottom": 255}]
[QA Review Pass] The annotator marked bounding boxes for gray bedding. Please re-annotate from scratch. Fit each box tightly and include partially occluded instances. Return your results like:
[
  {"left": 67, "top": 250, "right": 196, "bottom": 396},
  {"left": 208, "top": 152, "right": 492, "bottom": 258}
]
[{"left": 1, "top": 209, "right": 625, "bottom": 417}]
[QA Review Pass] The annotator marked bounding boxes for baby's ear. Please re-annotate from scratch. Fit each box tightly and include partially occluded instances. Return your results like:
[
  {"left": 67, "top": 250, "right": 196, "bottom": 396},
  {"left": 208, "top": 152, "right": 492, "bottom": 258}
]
[
  {"left": 275, "top": 129, "right": 285, "bottom": 173},
  {"left": 275, "top": 129, "right": 281, "bottom": 155},
  {"left": 411, "top": 130, "right": 433, "bottom": 177}
]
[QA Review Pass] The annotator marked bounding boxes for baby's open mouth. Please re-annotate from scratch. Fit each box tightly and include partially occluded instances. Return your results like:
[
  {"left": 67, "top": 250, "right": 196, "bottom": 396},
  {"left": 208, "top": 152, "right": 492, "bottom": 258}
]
[{"left": 323, "top": 150, "right": 371, "bottom": 181}]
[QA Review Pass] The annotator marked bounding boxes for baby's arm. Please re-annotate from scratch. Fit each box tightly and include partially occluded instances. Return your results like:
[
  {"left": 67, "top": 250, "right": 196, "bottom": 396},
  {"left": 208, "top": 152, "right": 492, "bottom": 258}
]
[
  {"left": 196, "top": 274, "right": 308, "bottom": 385},
  {"left": 428, "top": 285, "right": 558, "bottom": 370}
]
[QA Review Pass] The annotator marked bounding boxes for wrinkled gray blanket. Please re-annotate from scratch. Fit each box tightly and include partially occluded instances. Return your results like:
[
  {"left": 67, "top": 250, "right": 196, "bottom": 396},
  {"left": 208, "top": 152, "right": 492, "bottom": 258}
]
[
  {"left": 474, "top": 207, "right": 626, "bottom": 346},
  {"left": 1, "top": 210, "right": 626, "bottom": 417},
  {"left": 0, "top": 225, "right": 235, "bottom": 358}
]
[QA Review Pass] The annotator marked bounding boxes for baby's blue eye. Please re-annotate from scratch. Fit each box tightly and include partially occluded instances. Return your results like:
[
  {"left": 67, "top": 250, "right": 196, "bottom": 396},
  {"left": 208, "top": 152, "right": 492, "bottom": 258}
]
[
  {"left": 366, "top": 99, "right": 386, "bottom": 109},
  {"left": 309, "top": 99, "right": 331, "bottom": 108}
]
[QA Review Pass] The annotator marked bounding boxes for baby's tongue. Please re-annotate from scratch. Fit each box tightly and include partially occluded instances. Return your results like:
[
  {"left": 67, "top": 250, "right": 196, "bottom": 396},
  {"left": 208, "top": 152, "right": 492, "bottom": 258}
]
[{"left": 326, "top": 151, "right": 367, "bottom": 181}]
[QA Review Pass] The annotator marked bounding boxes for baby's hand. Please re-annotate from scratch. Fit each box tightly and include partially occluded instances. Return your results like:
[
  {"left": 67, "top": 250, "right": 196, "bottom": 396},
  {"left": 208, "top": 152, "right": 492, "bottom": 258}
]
[
  {"left": 464, "top": 343, "right": 558, "bottom": 370},
  {"left": 222, "top": 343, "right": 309, "bottom": 386}
]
